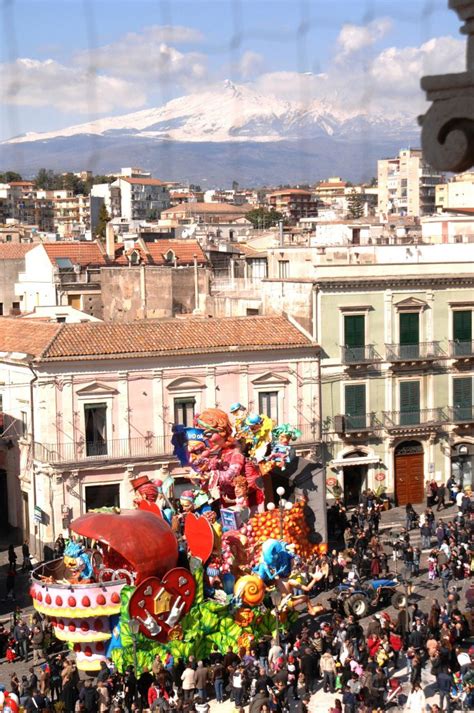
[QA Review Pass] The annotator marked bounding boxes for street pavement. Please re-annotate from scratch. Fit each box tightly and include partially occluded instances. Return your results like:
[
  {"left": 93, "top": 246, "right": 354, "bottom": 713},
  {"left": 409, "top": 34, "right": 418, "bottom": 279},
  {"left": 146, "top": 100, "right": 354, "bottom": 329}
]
[{"left": 0, "top": 501, "right": 470, "bottom": 712}]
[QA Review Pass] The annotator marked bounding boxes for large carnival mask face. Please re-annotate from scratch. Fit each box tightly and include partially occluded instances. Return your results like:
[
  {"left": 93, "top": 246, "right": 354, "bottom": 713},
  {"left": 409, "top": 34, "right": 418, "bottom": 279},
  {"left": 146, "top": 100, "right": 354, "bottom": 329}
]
[
  {"left": 203, "top": 429, "right": 227, "bottom": 451},
  {"left": 188, "top": 440, "right": 211, "bottom": 473},
  {"left": 63, "top": 554, "right": 86, "bottom": 579}
]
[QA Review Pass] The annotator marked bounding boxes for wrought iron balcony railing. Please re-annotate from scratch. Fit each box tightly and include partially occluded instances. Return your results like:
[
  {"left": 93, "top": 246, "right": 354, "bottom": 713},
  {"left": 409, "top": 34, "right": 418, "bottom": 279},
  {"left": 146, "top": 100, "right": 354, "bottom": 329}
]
[
  {"left": 385, "top": 341, "right": 443, "bottom": 361},
  {"left": 448, "top": 405, "right": 474, "bottom": 424},
  {"left": 33, "top": 422, "right": 321, "bottom": 464},
  {"left": 341, "top": 344, "right": 379, "bottom": 364},
  {"left": 383, "top": 407, "right": 447, "bottom": 428},
  {"left": 449, "top": 340, "right": 474, "bottom": 358},
  {"left": 344, "top": 412, "right": 381, "bottom": 432}
]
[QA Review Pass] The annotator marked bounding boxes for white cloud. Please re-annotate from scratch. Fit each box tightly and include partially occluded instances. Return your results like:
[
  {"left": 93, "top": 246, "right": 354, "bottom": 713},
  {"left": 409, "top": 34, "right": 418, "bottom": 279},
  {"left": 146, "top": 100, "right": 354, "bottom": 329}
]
[
  {"left": 0, "top": 23, "right": 208, "bottom": 116},
  {"left": 236, "top": 51, "right": 264, "bottom": 80},
  {"left": 336, "top": 17, "right": 393, "bottom": 57},
  {"left": 75, "top": 26, "right": 207, "bottom": 83},
  {"left": 253, "top": 35, "right": 465, "bottom": 117},
  {"left": 1, "top": 58, "right": 146, "bottom": 113}
]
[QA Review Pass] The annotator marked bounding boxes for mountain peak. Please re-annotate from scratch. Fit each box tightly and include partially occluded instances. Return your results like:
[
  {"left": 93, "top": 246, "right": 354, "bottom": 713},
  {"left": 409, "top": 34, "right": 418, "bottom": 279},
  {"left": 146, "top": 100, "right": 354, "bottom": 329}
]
[{"left": 2, "top": 82, "right": 417, "bottom": 147}]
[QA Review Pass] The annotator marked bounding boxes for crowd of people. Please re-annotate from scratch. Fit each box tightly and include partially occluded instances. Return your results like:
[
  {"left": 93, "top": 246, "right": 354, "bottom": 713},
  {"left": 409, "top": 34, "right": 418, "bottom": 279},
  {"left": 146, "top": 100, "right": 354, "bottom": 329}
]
[{"left": 0, "top": 487, "right": 472, "bottom": 713}]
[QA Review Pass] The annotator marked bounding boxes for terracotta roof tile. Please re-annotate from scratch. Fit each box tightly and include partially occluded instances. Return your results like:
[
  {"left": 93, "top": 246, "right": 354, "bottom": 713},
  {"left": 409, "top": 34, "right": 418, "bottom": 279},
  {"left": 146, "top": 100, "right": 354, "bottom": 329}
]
[
  {"left": 0, "top": 316, "right": 312, "bottom": 362},
  {"left": 146, "top": 240, "right": 207, "bottom": 265},
  {"left": 0, "top": 243, "right": 36, "bottom": 259},
  {"left": 236, "top": 244, "right": 266, "bottom": 257},
  {"left": 161, "top": 203, "right": 252, "bottom": 216},
  {"left": 120, "top": 178, "right": 167, "bottom": 186},
  {"left": 42, "top": 241, "right": 107, "bottom": 266},
  {"left": 0, "top": 318, "right": 61, "bottom": 357},
  {"left": 42, "top": 316, "right": 312, "bottom": 361},
  {"left": 113, "top": 240, "right": 207, "bottom": 266}
]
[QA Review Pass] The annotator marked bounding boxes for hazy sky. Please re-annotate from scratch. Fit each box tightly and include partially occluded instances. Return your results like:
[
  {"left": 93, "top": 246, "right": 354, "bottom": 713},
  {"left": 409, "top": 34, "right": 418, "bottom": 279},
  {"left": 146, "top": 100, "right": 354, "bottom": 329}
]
[{"left": 0, "top": 0, "right": 464, "bottom": 140}]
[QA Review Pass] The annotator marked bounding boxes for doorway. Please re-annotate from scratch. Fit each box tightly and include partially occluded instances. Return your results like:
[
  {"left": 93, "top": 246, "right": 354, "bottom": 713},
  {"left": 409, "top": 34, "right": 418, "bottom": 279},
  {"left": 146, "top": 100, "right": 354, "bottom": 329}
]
[
  {"left": 451, "top": 443, "right": 473, "bottom": 490},
  {"left": 22, "top": 491, "right": 30, "bottom": 540},
  {"left": 395, "top": 440, "right": 424, "bottom": 505},
  {"left": 343, "top": 464, "right": 366, "bottom": 507}
]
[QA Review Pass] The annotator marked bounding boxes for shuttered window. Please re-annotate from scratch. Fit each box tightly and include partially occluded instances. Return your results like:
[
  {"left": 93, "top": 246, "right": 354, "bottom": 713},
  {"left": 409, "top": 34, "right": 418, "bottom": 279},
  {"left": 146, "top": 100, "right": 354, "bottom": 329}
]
[
  {"left": 453, "top": 311, "right": 472, "bottom": 358},
  {"left": 399, "top": 381, "right": 420, "bottom": 425},
  {"left": 345, "top": 384, "right": 366, "bottom": 429},
  {"left": 453, "top": 377, "right": 473, "bottom": 422},
  {"left": 453, "top": 311, "right": 472, "bottom": 342},
  {"left": 344, "top": 315, "right": 365, "bottom": 347},
  {"left": 399, "top": 313, "right": 419, "bottom": 345}
]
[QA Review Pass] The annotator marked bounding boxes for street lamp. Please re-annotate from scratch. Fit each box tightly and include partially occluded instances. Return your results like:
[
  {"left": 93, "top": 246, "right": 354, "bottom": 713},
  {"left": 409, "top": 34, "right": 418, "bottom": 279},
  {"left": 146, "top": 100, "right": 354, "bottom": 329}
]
[
  {"left": 270, "top": 589, "right": 281, "bottom": 645},
  {"left": 275, "top": 486, "right": 292, "bottom": 538},
  {"left": 129, "top": 617, "right": 140, "bottom": 683}
]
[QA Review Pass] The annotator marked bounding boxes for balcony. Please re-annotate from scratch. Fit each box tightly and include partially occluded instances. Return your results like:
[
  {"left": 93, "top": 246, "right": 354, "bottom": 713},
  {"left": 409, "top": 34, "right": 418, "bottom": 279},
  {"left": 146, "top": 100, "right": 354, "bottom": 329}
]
[
  {"left": 448, "top": 405, "right": 474, "bottom": 425},
  {"left": 383, "top": 408, "right": 447, "bottom": 431},
  {"left": 341, "top": 344, "right": 380, "bottom": 365},
  {"left": 34, "top": 435, "right": 174, "bottom": 464},
  {"left": 449, "top": 340, "right": 474, "bottom": 359},
  {"left": 344, "top": 412, "right": 381, "bottom": 434},
  {"left": 33, "top": 422, "right": 320, "bottom": 465},
  {"left": 385, "top": 341, "right": 443, "bottom": 363},
  {"left": 294, "top": 422, "right": 320, "bottom": 444}
]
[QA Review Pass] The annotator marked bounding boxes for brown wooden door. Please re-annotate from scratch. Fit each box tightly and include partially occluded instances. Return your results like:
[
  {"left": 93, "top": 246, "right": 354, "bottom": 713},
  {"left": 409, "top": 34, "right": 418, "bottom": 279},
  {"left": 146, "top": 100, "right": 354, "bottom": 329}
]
[{"left": 395, "top": 452, "right": 424, "bottom": 505}]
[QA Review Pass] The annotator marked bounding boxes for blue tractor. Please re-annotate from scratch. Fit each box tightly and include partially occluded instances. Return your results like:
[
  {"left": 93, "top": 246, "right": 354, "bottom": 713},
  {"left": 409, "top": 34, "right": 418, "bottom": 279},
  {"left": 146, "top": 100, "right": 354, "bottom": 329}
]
[{"left": 334, "top": 577, "right": 407, "bottom": 618}]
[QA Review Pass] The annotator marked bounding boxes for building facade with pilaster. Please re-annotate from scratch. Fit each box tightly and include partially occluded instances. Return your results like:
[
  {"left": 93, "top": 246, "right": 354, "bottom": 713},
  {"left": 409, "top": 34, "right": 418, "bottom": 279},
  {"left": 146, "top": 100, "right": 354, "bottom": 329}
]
[{"left": 0, "top": 315, "right": 321, "bottom": 551}]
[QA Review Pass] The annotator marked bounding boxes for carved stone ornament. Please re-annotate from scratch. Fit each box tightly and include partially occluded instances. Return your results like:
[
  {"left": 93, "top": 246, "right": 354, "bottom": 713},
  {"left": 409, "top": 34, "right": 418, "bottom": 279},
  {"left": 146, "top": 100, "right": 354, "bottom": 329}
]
[{"left": 420, "top": 1, "right": 474, "bottom": 172}]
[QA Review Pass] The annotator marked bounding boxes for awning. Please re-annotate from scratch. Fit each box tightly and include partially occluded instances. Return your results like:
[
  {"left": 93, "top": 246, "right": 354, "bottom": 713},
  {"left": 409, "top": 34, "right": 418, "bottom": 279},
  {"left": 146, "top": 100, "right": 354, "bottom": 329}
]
[{"left": 330, "top": 456, "right": 381, "bottom": 467}]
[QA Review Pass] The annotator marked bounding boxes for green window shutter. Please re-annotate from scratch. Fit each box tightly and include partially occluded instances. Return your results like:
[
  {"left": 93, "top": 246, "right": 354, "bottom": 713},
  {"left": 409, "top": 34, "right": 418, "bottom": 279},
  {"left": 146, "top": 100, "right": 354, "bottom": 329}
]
[
  {"left": 400, "top": 381, "right": 420, "bottom": 412},
  {"left": 399, "top": 381, "right": 420, "bottom": 425},
  {"left": 345, "top": 384, "right": 366, "bottom": 416},
  {"left": 399, "top": 313, "right": 419, "bottom": 345},
  {"left": 453, "top": 311, "right": 472, "bottom": 342},
  {"left": 453, "top": 377, "right": 472, "bottom": 421},
  {"left": 344, "top": 315, "right": 365, "bottom": 347}
]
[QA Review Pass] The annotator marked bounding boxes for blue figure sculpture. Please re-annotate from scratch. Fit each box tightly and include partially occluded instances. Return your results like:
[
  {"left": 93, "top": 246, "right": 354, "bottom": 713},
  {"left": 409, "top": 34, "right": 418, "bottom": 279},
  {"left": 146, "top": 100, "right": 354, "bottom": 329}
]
[
  {"left": 63, "top": 541, "right": 93, "bottom": 581},
  {"left": 253, "top": 539, "right": 294, "bottom": 584}
]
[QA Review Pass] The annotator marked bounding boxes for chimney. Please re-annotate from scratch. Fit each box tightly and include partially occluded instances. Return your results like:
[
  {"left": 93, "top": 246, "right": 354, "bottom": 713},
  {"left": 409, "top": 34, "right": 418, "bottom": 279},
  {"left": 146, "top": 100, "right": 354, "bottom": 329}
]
[{"left": 105, "top": 221, "right": 115, "bottom": 259}]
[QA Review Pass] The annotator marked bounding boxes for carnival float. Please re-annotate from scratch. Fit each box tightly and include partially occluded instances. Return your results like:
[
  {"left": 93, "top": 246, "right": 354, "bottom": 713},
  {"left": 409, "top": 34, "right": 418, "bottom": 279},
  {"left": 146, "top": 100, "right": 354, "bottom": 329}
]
[{"left": 30, "top": 407, "right": 326, "bottom": 671}]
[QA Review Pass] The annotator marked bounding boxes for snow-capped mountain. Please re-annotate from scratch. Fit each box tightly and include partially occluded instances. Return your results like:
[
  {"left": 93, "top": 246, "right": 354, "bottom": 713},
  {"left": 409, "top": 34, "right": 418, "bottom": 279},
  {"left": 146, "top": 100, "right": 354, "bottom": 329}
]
[
  {"left": 0, "top": 81, "right": 419, "bottom": 183},
  {"left": 4, "top": 80, "right": 416, "bottom": 145}
]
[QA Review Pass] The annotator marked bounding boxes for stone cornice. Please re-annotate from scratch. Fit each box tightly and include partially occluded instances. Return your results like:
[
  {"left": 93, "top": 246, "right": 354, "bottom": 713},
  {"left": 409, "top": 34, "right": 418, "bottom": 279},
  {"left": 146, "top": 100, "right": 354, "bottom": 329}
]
[{"left": 316, "top": 275, "right": 474, "bottom": 291}]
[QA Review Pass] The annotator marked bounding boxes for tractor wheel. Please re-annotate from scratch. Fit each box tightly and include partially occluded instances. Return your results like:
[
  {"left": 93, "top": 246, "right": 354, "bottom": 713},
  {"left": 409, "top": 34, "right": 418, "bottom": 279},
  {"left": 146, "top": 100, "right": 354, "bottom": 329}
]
[
  {"left": 391, "top": 591, "right": 407, "bottom": 610},
  {"left": 348, "top": 594, "right": 369, "bottom": 618}
]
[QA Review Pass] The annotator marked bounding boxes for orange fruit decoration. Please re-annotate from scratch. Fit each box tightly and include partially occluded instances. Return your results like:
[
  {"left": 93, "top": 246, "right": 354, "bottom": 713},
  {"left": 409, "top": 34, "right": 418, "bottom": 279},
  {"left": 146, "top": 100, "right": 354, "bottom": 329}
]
[{"left": 246, "top": 502, "right": 327, "bottom": 562}]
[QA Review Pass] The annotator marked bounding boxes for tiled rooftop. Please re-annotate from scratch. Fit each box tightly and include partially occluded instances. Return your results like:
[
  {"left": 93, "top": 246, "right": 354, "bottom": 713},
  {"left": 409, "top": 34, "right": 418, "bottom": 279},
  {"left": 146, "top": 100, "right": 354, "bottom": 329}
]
[
  {"left": 0, "top": 243, "right": 36, "bottom": 259},
  {"left": 42, "top": 242, "right": 107, "bottom": 266},
  {"left": 0, "top": 316, "right": 314, "bottom": 362}
]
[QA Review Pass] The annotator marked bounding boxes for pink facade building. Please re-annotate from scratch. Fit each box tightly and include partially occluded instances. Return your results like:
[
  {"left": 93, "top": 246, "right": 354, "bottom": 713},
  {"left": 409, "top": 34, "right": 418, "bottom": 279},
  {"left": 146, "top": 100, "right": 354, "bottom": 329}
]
[{"left": 0, "top": 315, "right": 320, "bottom": 551}]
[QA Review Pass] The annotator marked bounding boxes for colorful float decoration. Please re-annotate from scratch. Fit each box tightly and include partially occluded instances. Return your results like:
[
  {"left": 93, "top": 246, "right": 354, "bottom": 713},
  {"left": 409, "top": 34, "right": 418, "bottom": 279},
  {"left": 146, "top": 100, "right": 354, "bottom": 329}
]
[{"left": 31, "top": 406, "right": 326, "bottom": 672}]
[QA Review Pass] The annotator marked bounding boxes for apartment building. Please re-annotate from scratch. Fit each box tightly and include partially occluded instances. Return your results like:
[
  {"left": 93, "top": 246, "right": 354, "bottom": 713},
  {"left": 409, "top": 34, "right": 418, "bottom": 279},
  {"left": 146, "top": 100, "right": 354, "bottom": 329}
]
[
  {"left": 378, "top": 148, "right": 443, "bottom": 217},
  {"left": 207, "top": 242, "right": 474, "bottom": 505},
  {"left": 112, "top": 177, "right": 170, "bottom": 221},
  {"left": 267, "top": 189, "right": 319, "bottom": 222},
  {"left": 435, "top": 172, "right": 474, "bottom": 211},
  {"left": 15, "top": 241, "right": 107, "bottom": 317},
  {"left": 0, "top": 316, "right": 320, "bottom": 548}
]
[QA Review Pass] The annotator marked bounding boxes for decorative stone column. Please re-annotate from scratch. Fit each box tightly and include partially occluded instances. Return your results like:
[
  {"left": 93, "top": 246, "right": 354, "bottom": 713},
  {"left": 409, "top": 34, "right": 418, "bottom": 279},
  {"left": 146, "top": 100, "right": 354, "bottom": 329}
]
[{"left": 420, "top": 0, "right": 474, "bottom": 172}]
